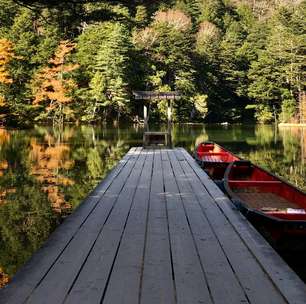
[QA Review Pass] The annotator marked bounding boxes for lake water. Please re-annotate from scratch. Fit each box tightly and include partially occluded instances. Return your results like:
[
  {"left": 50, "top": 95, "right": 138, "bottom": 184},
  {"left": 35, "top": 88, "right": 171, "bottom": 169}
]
[{"left": 0, "top": 124, "right": 306, "bottom": 287}]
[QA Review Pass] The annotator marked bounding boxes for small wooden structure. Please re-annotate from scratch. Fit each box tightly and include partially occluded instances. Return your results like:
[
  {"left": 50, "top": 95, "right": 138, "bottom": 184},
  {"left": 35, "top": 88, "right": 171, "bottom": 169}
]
[
  {"left": 133, "top": 91, "right": 181, "bottom": 148},
  {"left": 143, "top": 131, "right": 171, "bottom": 147}
]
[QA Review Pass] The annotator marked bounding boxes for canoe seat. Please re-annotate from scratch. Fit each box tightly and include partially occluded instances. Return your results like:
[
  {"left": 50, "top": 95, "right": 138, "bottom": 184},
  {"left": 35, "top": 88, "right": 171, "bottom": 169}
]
[
  {"left": 229, "top": 180, "right": 282, "bottom": 187},
  {"left": 203, "top": 155, "right": 223, "bottom": 162}
]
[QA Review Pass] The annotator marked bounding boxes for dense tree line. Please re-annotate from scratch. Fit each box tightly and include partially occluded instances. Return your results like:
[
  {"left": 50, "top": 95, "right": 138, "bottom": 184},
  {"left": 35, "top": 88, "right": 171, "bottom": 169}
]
[{"left": 0, "top": 0, "right": 305, "bottom": 126}]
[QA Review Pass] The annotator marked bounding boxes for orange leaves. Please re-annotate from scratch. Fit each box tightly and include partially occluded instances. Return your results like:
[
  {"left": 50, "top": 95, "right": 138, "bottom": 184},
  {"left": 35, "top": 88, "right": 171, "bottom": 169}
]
[
  {"left": 0, "top": 39, "right": 22, "bottom": 109},
  {"left": 0, "top": 95, "right": 6, "bottom": 106},
  {"left": 0, "top": 129, "right": 10, "bottom": 145},
  {"left": 0, "top": 160, "right": 8, "bottom": 171},
  {"left": 30, "top": 138, "right": 74, "bottom": 213},
  {"left": 0, "top": 39, "right": 15, "bottom": 85},
  {"left": 32, "top": 40, "right": 79, "bottom": 109},
  {"left": 0, "top": 38, "right": 22, "bottom": 85},
  {"left": 49, "top": 40, "right": 76, "bottom": 66},
  {"left": 0, "top": 267, "right": 10, "bottom": 288}
]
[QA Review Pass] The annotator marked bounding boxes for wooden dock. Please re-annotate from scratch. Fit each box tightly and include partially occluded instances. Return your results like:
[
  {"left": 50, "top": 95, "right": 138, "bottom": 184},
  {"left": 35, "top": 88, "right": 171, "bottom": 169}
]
[{"left": 1, "top": 147, "right": 306, "bottom": 304}]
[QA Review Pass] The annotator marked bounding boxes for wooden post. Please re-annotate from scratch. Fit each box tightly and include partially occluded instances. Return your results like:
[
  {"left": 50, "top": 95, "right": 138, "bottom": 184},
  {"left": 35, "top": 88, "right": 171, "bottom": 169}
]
[
  {"left": 167, "top": 99, "right": 172, "bottom": 146},
  {"left": 144, "top": 104, "right": 148, "bottom": 131}
]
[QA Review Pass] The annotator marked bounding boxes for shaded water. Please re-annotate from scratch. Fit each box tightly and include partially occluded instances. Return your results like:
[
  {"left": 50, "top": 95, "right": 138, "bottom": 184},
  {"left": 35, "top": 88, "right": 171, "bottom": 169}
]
[{"left": 0, "top": 124, "right": 305, "bottom": 287}]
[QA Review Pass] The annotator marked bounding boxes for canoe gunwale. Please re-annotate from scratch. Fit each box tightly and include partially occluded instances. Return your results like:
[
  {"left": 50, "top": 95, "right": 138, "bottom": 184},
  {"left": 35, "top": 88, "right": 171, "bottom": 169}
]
[
  {"left": 194, "top": 141, "right": 241, "bottom": 165},
  {"left": 223, "top": 161, "right": 306, "bottom": 227}
]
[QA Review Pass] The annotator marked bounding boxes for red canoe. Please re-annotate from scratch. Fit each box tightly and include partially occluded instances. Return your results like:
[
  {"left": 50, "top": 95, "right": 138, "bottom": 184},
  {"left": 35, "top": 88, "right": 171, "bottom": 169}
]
[
  {"left": 224, "top": 160, "right": 306, "bottom": 250},
  {"left": 194, "top": 141, "right": 240, "bottom": 180}
]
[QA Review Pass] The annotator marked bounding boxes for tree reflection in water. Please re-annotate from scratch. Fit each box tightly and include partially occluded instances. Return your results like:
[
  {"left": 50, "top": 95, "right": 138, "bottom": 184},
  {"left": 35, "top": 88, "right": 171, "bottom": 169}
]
[
  {"left": 0, "top": 125, "right": 133, "bottom": 286},
  {"left": 0, "top": 124, "right": 305, "bottom": 287}
]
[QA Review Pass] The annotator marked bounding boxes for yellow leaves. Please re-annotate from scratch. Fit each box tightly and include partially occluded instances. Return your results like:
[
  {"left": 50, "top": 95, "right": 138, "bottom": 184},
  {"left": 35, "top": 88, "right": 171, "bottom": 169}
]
[
  {"left": 32, "top": 40, "right": 79, "bottom": 110},
  {"left": 0, "top": 129, "right": 10, "bottom": 145},
  {"left": 0, "top": 39, "right": 22, "bottom": 85},
  {"left": 30, "top": 139, "right": 74, "bottom": 170},
  {"left": 49, "top": 40, "right": 77, "bottom": 66},
  {"left": 0, "top": 95, "right": 6, "bottom": 106},
  {"left": 0, "top": 267, "right": 10, "bottom": 288},
  {"left": 42, "top": 185, "right": 71, "bottom": 213},
  {"left": 0, "top": 38, "right": 15, "bottom": 85},
  {"left": 0, "top": 160, "right": 8, "bottom": 170}
]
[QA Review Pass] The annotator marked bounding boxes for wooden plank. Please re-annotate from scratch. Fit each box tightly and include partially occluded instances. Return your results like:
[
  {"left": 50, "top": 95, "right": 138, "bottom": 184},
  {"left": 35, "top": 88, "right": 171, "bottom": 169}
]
[
  {"left": 101, "top": 149, "right": 154, "bottom": 304},
  {"left": 0, "top": 147, "right": 137, "bottom": 304},
  {"left": 161, "top": 149, "right": 213, "bottom": 304},
  {"left": 24, "top": 148, "right": 144, "bottom": 304},
  {"left": 178, "top": 149, "right": 305, "bottom": 304},
  {"left": 168, "top": 150, "right": 248, "bottom": 304},
  {"left": 140, "top": 149, "right": 176, "bottom": 304},
  {"left": 179, "top": 149, "right": 306, "bottom": 304},
  {"left": 61, "top": 149, "right": 147, "bottom": 304}
]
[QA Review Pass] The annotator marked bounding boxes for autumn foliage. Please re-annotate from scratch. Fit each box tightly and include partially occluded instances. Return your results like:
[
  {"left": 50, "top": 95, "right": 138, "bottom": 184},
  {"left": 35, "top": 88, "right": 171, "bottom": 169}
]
[
  {"left": 32, "top": 40, "right": 79, "bottom": 122},
  {"left": 0, "top": 267, "right": 10, "bottom": 288},
  {"left": 0, "top": 39, "right": 15, "bottom": 85},
  {"left": 0, "top": 39, "right": 19, "bottom": 107},
  {"left": 30, "top": 137, "right": 74, "bottom": 213}
]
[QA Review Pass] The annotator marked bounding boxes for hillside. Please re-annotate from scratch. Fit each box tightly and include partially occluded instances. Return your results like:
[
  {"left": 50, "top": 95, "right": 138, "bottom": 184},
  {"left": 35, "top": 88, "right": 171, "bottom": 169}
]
[{"left": 0, "top": 0, "right": 305, "bottom": 126}]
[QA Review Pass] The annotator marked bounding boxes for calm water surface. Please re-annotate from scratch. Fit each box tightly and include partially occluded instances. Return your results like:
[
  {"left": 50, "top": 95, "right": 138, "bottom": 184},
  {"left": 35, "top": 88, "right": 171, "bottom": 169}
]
[{"left": 0, "top": 124, "right": 305, "bottom": 286}]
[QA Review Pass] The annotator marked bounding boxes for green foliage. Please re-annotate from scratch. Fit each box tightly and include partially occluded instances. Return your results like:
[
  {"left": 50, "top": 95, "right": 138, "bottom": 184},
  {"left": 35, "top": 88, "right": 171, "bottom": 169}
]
[
  {"left": 76, "top": 23, "right": 114, "bottom": 78},
  {"left": 254, "top": 104, "right": 274, "bottom": 124},
  {"left": 247, "top": 2, "right": 305, "bottom": 123},
  {"left": 192, "top": 94, "right": 208, "bottom": 119},
  {"left": 280, "top": 93, "right": 296, "bottom": 123},
  {"left": 198, "top": 0, "right": 226, "bottom": 29},
  {"left": 0, "top": 0, "right": 304, "bottom": 125},
  {"left": 134, "top": 5, "right": 148, "bottom": 26},
  {"left": 89, "top": 22, "right": 132, "bottom": 119}
]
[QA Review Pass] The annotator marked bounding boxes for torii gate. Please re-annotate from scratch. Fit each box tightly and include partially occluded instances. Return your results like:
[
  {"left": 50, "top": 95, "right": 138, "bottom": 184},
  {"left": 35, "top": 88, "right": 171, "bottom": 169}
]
[{"left": 133, "top": 91, "right": 181, "bottom": 148}]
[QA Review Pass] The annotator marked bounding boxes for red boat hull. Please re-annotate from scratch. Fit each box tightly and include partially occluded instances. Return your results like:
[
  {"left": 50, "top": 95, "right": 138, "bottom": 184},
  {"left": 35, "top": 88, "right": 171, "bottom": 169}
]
[
  {"left": 224, "top": 160, "right": 306, "bottom": 251},
  {"left": 194, "top": 142, "right": 240, "bottom": 180}
]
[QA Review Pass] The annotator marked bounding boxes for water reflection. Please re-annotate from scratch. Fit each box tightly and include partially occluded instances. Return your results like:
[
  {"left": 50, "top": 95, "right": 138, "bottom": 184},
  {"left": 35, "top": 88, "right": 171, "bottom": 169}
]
[{"left": 0, "top": 124, "right": 305, "bottom": 286}]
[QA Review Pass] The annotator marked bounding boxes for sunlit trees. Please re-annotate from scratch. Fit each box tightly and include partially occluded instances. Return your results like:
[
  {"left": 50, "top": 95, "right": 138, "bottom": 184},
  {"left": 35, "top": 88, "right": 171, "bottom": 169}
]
[
  {"left": 0, "top": 39, "right": 15, "bottom": 85},
  {"left": 248, "top": 3, "right": 305, "bottom": 123},
  {"left": 0, "top": 38, "right": 22, "bottom": 124},
  {"left": 89, "top": 22, "right": 132, "bottom": 122},
  {"left": 32, "top": 40, "right": 79, "bottom": 125},
  {"left": 0, "top": 38, "right": 16, "bottom": 110},
  {"left": 0, "top": 0, "right": 304, "bottom": 125},
  {"left": 133, "top": 9, "right": 197, "bottom": 121}
]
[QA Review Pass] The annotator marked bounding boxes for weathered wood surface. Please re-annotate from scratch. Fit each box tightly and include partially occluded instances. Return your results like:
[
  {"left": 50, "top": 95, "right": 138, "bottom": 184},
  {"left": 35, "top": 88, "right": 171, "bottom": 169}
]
[{"left": 1, "top": 147, "right": 306, "bottom": 304}]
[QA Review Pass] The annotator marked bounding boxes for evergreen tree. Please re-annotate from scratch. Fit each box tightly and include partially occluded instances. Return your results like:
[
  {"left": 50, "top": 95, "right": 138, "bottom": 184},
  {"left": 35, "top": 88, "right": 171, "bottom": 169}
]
[
  {"left": 198, "top": 0, "right": 226, "bottom": 29},
  {"left": 89, "top": 23, "right": 132, "bottom": 121},
  {"left": 0, "top": 0, "right": 304, "bottom": 125},
  {"left": 248, "top": 3, "right": 305, "bottom": 123}
]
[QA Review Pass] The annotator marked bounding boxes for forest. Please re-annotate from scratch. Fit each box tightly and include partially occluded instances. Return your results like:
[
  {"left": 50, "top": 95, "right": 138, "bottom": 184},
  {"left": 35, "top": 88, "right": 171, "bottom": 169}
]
[{"left": 0, "top": 0, "right": 305, "bottom": 126}]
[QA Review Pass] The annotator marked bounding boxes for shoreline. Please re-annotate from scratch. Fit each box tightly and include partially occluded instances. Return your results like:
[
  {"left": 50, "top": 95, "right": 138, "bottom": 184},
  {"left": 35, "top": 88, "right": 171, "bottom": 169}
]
[{"left": 278, "top": 123, "right": 306, "bottom": 127}]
